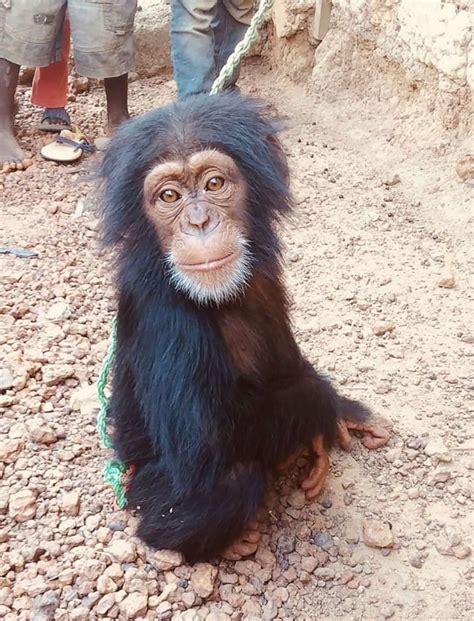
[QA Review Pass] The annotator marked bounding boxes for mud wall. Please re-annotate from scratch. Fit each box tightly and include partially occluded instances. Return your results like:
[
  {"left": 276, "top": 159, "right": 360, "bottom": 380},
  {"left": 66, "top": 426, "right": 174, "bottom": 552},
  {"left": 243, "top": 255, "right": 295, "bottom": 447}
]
[{"left": 269, "top": 0, "right": 473, "bottom": 135}]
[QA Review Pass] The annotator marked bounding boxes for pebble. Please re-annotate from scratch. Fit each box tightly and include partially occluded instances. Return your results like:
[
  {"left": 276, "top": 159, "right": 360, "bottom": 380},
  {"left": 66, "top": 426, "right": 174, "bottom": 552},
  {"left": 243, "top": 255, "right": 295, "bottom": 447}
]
[
  {"left": 9, "top": 489, "right": 37, "bottom": 522},
  {"left": 46, "top": 301, "right": 70, "bottom": 322},
  {"left": 190, "top": 563, "right": 218, "bottom": 599},
  {"left": 288, "top": 489, "right": 306, "bottom": 509},
  {"left": 119, "top": 592, "right": 148, "bottom": 618},
  {"left": 31, "top": 590, "right": 59, "bottom": 621},
  {"left": 362, "top": 519, "right": 394, "bottom": 548},
  {"left": 372, "top": 322, "right": 395, "bottom": 336},
  {"left": 107, "top": 540, "right": 137, "bottom": 563},
  {"left": 424, "top": 437, "right": 452, "bottom": 462},
  {"left": 0, "top": 366, "right": 14, "bottom": 391},
  {"left": 61, "top": 491, "right": 81, "bottom": 516},
  {"left": 29, "top": 423, "right": 58, "bottom": 446},
  {"left": 42, "top": 364, "right": 75, "bottom": 387},
  {"left": 301, "top": 556, "right": 318, "bottom": 573},
  {"left": 438, "top": 275, "right": 455, "bottom": 289},
  {"left": 0, "top": 439, "right": 24, "bottom": 463},
  {"left": 409, "top": 553, "right": 423, "bottom": 568},
  {"left": 311, "top": 530, "right": 335, "bottom": 551},
  {"left": 154, "top": 549, "right": 184, "bottom": 571},
  {"left": 95, "top": 594, "right": 115, "bottom": 616}
]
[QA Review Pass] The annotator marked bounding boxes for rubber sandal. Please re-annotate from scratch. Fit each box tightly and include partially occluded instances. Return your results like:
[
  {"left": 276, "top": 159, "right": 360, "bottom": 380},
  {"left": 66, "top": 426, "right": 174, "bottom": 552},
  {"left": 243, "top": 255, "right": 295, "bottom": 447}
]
[
  {"left": 41, "top": 129, "right": 95, "bottom": 163},
  {"left": 37, "top": 108, "right": 72, "bottom": 133}
]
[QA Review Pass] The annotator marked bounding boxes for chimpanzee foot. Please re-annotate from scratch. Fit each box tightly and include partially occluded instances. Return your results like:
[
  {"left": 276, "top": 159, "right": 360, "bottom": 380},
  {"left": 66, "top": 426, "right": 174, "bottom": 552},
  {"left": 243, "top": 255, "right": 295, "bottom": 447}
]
[
  {"left": 301, "top": 435, "right": 330, "bottom": 499},
  {"left": 337, "top": 417, "right": 390, "bottom": 451},
  {"left": 222, "top": 520, "right": 260, "bottom": 561}
]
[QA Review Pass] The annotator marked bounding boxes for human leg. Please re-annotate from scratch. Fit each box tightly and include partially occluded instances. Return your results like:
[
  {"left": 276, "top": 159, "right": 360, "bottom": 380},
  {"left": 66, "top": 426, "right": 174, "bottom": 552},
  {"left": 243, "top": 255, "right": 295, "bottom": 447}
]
[
  {"left": 170, "top": 0, "right": 219, "bottom": 99},
  {"left": 0, "top": 0, "right": 65, "bottom": 170},
  {"left": 32, "top": 19, "right": 71, "bottom": 130},
  {"left": 214, "top": 1, "right": 252, "bottom": 89},
  {"left": 68, "top": 0, "right": 137, "bottom": 132}
]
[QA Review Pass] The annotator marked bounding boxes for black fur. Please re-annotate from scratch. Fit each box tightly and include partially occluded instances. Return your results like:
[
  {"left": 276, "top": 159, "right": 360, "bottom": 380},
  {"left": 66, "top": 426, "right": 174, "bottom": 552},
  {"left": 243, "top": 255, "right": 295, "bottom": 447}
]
[{"left": 99, "top": 93, "right": 368, "bottom": 562}]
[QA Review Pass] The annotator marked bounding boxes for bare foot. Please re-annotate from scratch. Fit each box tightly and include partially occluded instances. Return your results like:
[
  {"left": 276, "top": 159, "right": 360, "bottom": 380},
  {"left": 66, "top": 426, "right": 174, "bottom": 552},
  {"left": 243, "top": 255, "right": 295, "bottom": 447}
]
[
  {"left": 222, "top": 520, "right": 260, "bottom": 561},
  {"left": 301, "top": 435, "right": 330, "bottom": 499},
  {"left": 0, "top": 130, "right": 33, "bottom": 173},
  {"left": 337, "top": 417, "right": 390, "bottom": 451}
]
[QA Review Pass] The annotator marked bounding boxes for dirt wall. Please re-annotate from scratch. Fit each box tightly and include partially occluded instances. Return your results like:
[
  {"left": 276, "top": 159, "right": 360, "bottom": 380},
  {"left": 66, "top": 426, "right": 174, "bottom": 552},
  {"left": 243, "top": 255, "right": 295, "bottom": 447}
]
[{"left": 267, "top": 0, "right": 473, "bottom": 137}]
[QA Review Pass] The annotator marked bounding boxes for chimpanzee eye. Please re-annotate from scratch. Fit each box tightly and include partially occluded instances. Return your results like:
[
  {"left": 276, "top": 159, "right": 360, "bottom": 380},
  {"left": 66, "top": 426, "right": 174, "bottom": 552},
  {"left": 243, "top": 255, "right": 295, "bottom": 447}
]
[
  {"left": 205, "top": 176, "right": 225, "bottom": 192},
  {"left": 160, "top": 189, "right": 181, "bottom": 203}
]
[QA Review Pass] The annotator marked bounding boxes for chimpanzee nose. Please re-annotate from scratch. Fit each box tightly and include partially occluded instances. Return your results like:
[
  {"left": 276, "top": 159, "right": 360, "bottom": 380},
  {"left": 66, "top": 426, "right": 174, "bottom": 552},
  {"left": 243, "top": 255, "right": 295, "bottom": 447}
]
[{"left": 182, "top": 204, "right": 219, "bottom": 236}]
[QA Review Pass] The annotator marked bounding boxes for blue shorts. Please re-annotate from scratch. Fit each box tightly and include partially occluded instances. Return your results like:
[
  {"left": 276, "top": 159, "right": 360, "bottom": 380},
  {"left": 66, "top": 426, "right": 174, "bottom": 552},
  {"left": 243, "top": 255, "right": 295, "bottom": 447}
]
[{"left": 0, "top": 0, "right": 137, "bottom": 78}]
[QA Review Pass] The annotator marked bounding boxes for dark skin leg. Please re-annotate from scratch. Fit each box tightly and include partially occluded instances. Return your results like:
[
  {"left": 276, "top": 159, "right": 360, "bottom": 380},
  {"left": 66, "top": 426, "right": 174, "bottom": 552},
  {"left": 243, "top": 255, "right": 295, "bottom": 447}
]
[
  {"left": 0, "top": 59, "right": 33, "bottom": 173},
  {"left": 104, "top": 73, "right": 130, "bottom": 134}
]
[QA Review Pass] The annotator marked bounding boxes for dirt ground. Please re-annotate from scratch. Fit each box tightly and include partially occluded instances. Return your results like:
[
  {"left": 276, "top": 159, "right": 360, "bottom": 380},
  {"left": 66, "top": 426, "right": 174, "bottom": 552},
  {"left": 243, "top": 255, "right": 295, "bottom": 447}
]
[{"left": 0, "top": 55, "right": 473, "bottom": 621}]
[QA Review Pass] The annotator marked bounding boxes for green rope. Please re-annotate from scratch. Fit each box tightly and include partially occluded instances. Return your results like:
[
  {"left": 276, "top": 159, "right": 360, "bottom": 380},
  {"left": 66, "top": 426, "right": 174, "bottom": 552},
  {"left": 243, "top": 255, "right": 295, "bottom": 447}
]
[
  {"left": 97, "top": 316, "right": 128, "bottom": 509},
  {"left": 97, "top": 0, "right": 274, "bottom": 509},
  {"left": 210, "top": 0, "right": 274, "bottom": 95}
]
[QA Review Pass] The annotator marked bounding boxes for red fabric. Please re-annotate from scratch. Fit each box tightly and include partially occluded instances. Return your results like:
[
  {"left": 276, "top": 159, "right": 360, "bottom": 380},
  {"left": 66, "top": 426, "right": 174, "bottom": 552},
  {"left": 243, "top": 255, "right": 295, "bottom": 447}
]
[{"left": 31, "top": 19, "right": 71, "bottom": 109}]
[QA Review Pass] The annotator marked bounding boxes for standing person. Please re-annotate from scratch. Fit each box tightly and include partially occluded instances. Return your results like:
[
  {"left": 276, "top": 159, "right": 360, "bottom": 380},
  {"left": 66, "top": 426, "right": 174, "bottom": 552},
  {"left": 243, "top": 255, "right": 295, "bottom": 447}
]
[
  {"left": 170, "top": 0, "right": 254, "bottom": 99},
  {"left": 32, "top": 18, "right": 72, "bottom": 132},
  {"left": 0, "top": 0, "right": 137, "bottom": 172}
]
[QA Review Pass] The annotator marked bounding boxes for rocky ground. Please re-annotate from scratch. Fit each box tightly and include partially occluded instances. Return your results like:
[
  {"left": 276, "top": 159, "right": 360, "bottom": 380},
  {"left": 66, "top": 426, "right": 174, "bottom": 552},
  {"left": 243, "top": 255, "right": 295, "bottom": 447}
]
[{"left": 0, "top": 56, "right": 473, "bottom": 621}]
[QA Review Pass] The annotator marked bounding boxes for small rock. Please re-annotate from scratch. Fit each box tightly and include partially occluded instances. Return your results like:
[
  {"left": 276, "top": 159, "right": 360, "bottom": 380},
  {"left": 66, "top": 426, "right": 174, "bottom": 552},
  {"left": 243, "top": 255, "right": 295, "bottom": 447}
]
[
  {"left": 301, "top": 556, "right": 318, "bottom": 573},
  {"left": 29, "top": 423, "right": 58, "bottom": 446},
  {"left": 46, "top": 301, "right": 70, "bottom": 321},
  {"left": 373, "top": 322, "right": 395, "bottom": 336},
  {"left": 9, "top": 489, "right": 37, "bottom": 522},
  {"left": 61, "top": 491, "right": 80, "bottom": 516},
  {"left": 107, "top": 540, "right": 137, "bottom": 563},
  {"left": 438, "top": 275, "right": 455, "bottom": 289},
  {"left": 190, "top": 563, "right": 218, "bottom": 599},
  {"left": 384, "top": 448, "right": 402, "bottom": 463},
  {"left": 345, "top": 520, "right": 360, "bottom": 544},
  {"left": 0, "top": 367, "right": 14, "bottom": 391},
  {"left": 277, "top": 532, "right": 296, "bottom": 554},
  {"left": 311, "top": 530, "right": 334, "bottom": 551},
  {"left": 455, "top": 153, "right": 474, "bottom": 182},
  {"left": 97, "top": 576, "right": 118, "bottom": 595},
  {"left": 0, "top": 439, "right": 24, "bottom": 463},
  {"left": 362, "top": 518, "right": 393, "bottom": 548},
  {"left": 409, "top": 553, "right": 423, "bottom": 568},
  {"left": 70, "top": 383, "right": 99, "bottom": 421},
  {"left": 42, "top": 364, "right": 75, "bottom": 387},
  {"left": 314, "top": 567, "right": 335, "bottom": 581},
  {"left": 31, "top": 590, "right": 59, "bottom": 621},
  {"left": 453, "top": 545, "right": 471, "bottom": 559},
  {"left": 383, "top": 174, "right": 401, "bottom": 186},
  {"left": 288, "top": 489, "right": 306, "bottom": 509},
  {"left": 72, "top": 76, "right": 90, "bottom": 94},
  {"left": 424, "top": 437, "right": 452, "bottom": 462},
  {"left": 154, "top": 549, "right": 184, "bottom": 571},
  {"left": 119, "top": 592, "right": 148, "bottom": 618},
  {"left": 380, "top": 605, "right": 396, "bottom": 619},
  {"left": 95, "top": 594, "right": 115, "bottom": 616}
]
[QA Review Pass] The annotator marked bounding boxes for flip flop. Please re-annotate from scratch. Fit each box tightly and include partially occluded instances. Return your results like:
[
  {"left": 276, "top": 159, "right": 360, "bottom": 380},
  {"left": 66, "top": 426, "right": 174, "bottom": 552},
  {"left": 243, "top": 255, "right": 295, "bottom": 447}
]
[
  {"left": 41, "top": 129, "right": 95, "bottom": 163},
  {"left": 37, "top": 107, "right": 72, "bottom": 133}
]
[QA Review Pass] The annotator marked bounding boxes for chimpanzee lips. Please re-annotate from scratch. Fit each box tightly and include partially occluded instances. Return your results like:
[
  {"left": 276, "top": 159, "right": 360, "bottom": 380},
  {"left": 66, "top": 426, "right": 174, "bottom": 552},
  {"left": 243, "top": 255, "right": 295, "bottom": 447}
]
[
  {"left": 167, "top": 236, "right": 252, "bottom": 305},
  {"left": 178, "top": 251, "right": 238, "bottom": 272}
]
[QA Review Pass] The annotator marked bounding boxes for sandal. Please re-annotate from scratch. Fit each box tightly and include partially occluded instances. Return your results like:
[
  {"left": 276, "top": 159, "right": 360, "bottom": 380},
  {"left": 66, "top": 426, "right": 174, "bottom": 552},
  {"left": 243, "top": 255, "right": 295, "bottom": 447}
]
[
  {"left": 38, "top": 107, "right": 72, "bottom": 133},
  {"left": 41, "top": 129, "right": 95, "bottom": 163}
]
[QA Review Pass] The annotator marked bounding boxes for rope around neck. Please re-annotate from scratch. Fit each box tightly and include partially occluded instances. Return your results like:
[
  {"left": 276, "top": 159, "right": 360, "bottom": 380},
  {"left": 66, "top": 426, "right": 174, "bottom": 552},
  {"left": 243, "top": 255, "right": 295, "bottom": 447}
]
[{"left": 97, "top": 0, "right": 274, "bottom": 509}]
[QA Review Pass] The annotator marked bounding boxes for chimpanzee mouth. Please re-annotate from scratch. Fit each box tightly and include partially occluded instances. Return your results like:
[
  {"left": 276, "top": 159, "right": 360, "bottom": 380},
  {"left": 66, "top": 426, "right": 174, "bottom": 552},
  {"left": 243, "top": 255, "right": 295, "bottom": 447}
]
[
  {"left": 178, "top": 251, "right": 239, "bottom": 272},
  {"left": 167, "top": 237, "right": 252, "bottom": 305}
]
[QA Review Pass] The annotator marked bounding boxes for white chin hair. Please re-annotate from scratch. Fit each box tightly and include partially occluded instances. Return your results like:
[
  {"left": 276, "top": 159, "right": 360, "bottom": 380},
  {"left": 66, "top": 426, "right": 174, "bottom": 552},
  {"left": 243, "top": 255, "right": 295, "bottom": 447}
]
[{"left": 167, "top": 237, "right": 252, "bottom": 306}]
